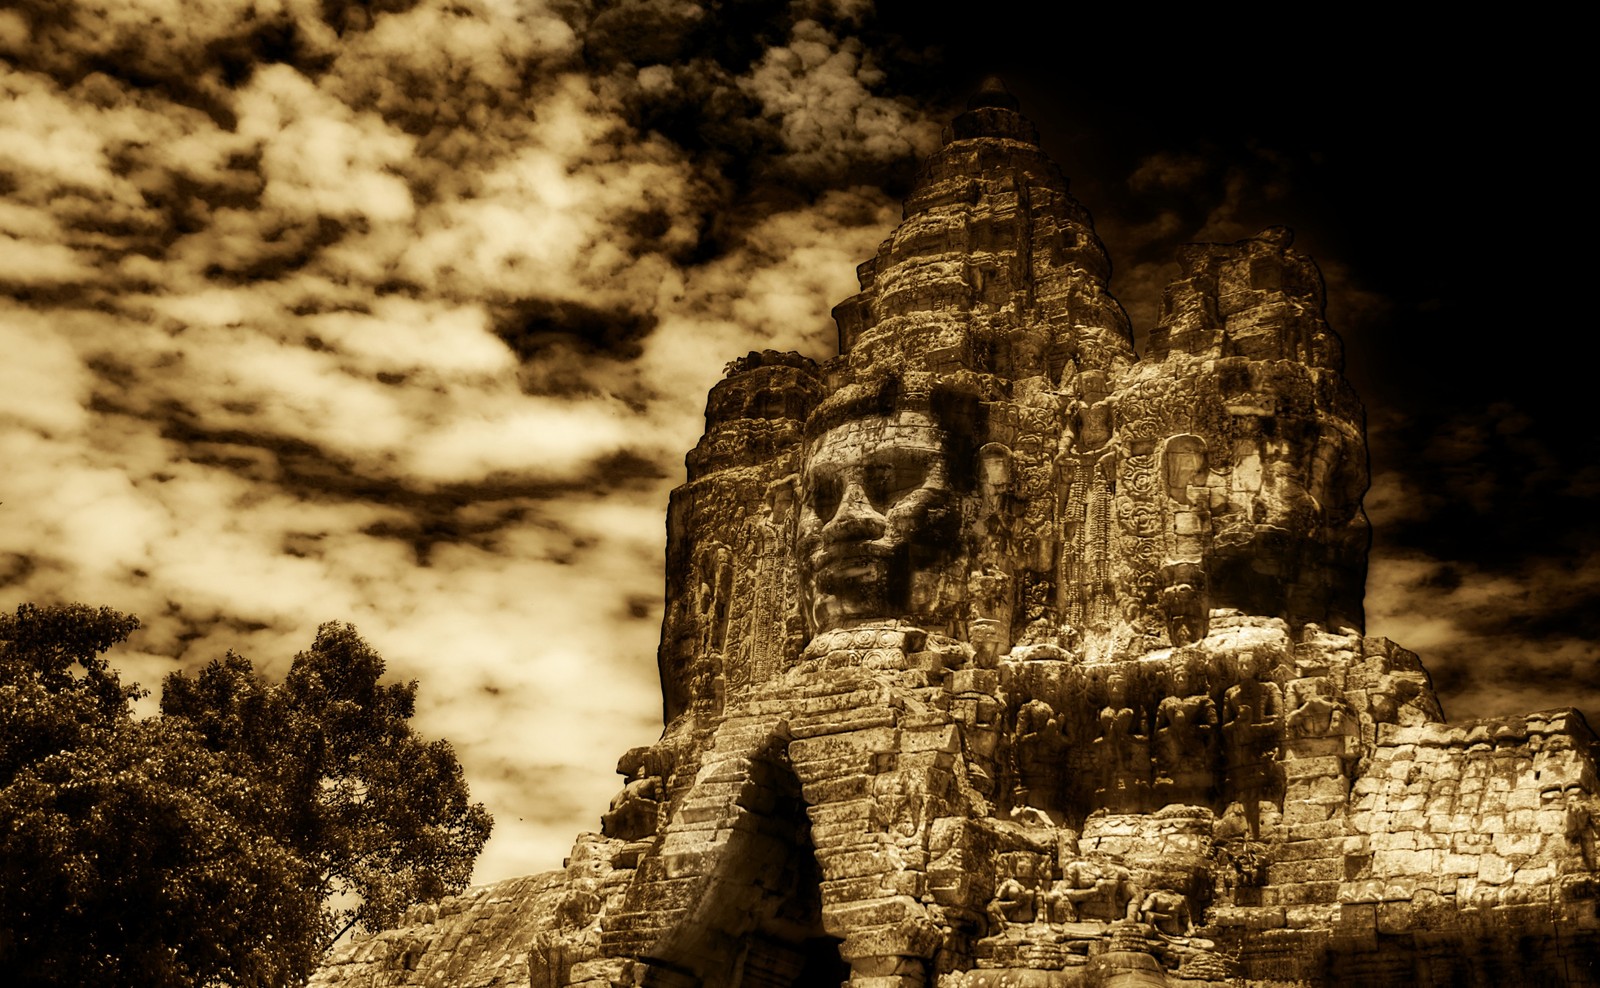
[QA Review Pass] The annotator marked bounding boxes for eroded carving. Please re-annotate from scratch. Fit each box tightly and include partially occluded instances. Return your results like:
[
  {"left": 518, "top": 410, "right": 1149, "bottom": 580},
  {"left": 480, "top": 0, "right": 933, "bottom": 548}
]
[
  {"left": 798, "top": 397, "right": 968, "bottom": 635},
  {"left": 1154, "top": 664, "right": 1219, "bottom": 806},
  {"left": 1222, "top": 652, "right": 1284, "bottom": 836},
  {"left": 987, "top": 877, "right": 1040, "bottom": 934},
  {"left": 1057, "top": 857, "right": 1142, "bottom": 923},
  {"left": 1137, "top": 889, "right": 1192, "bottom": 935},
  {"left": 1094, "top": 672, "right": 1152, "bottom": 812}
]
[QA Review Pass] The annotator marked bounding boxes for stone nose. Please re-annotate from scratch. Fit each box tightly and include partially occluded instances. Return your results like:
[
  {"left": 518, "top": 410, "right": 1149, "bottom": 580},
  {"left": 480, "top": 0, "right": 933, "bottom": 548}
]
[{"left": 821, "top": 481, "right": 885, "bottom": 542}]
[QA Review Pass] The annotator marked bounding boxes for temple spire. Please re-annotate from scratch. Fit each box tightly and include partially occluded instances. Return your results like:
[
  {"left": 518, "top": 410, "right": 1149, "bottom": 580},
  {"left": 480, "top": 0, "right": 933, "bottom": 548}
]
[
  {"left": 967, "top": 74, "right": 1019, "bottom": 111},
  {"left": 831, "top": 86, "right": 1131, "bottom": 375},
  {"left": 947, "top": 75, "right": 1037, "bottom": 144}
]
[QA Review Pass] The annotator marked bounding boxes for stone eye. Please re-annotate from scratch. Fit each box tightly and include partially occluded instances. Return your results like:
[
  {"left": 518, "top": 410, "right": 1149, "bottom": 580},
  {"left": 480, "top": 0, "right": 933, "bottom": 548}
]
[
  {"left": 862, "top": 458, "right": 927, "bottom": 511},
  {"left": 811, "top": 474, "right": 843, "bottom": 522}
]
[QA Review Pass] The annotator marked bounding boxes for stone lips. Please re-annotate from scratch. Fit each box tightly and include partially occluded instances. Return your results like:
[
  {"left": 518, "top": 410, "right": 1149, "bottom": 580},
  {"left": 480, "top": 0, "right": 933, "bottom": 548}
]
[{"left": 311, "top": 88, "right": 1600, "bottom": 988}]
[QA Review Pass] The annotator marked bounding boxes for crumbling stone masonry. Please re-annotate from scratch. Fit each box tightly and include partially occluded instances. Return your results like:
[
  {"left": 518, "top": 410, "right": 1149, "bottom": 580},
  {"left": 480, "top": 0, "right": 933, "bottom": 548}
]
[{"left": 311, "top": 83, "right": 1600, "bottom": 988}]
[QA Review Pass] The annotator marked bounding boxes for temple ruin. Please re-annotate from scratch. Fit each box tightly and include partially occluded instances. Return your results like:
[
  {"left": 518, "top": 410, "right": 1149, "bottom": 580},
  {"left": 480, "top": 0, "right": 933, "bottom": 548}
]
[{"left": 311, "top": 83, "right": 1600, "bottom": 988}]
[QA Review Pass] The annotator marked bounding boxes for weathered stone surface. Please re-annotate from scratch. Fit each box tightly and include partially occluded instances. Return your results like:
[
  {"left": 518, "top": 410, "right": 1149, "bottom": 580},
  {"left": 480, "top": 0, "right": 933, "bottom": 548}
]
[{"left": 312, "top": 84, "right": 1600, "bottom": 987}]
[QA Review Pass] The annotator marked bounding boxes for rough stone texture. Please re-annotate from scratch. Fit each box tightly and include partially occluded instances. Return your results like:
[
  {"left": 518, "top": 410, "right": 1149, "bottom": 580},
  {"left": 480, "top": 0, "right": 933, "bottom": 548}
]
[{"left": 311, "top": 83, "right": 1600, "bottom": 987}]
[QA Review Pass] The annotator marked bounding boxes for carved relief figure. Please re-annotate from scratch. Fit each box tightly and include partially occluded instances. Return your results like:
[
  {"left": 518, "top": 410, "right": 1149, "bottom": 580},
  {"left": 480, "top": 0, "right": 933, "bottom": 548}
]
[
  {"left": 1056, "top": 858, "right": 1142, "bottom": 923},
  {"left": 1041, "top": 880, "right": 1076, "bottom": 923},
  {"left": 1223, "top": 652, "right": 1283, "bottom": 835},
  {"left": 1160, "top": 435, "right": 1211, "bottom": 644},
  {"left": 698, "top": 543, "right": 734, "bottom": 655},
  {"left": 1013, "top": 699, "right": 1067, "bottom": 817},
  {"left": 1159, "top": 562, "right": 1207, "bottom": 646},
  {"left": 1286, "top": 677, "right": 1361, "bottom": 774},
  {"left": 1285, "top": 679, "right": 1340, "bottom": 739},
  {"left": 1154, "top": 663, "right": 1219, "bottom": 805},
  {"left": 987, "top": 877, "right": 1040, "bottom": 935},
  {"left": 1095, "top": 672, "right": 1151, "bottom": 811},
  {"left": 1138, "top": 889, "right": 1192, "bottom": 935}
]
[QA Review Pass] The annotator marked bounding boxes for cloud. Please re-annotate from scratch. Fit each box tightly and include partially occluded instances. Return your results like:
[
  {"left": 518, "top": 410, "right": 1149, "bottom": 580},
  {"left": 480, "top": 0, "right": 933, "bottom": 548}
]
[
  {"left": 1127, "top": 150, "right": 1208, "bottom": 193},
  {"left": 239, "top": 66, "right": 416, "bottom": 224},
  {"left": 1367, "top": 548, "right": 1600, "bottom": 725},
  {"left": 0, "top": 0, "right": 946, "bottom": 886},
  {"left": 0, "top": 308, "right": 94, "bottom": 435},
  {"left": 739, "top": 19, "right": 939, "bottom": 184}
]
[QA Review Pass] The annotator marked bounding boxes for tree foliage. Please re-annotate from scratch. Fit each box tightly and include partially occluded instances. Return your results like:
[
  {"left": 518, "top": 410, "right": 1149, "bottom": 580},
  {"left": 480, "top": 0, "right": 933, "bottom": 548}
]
[
  {"left": 162, "top": 622, "right": 494, "bottom": 942},
  {"left": 0, "top": 604, "right": 493, "bottom": 987}
]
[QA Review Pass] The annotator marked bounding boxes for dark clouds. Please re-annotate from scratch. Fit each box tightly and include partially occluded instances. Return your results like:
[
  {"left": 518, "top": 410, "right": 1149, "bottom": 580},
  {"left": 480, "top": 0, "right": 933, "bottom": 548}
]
[
  {"left": 1366, "top": 401, "right": 1600, "bottom": 722},
  {"left": 1, "top": 3, "right": 1589, "bottom": 878},
  {"left": 860, "top": 13, "right": 1593, "bottom": 729},
  {"left": 0, "top": 0, "right": 949, "bottom": 879}
]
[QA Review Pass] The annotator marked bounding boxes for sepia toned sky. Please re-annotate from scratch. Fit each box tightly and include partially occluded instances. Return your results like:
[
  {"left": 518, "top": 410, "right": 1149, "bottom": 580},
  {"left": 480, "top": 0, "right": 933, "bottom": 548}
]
[{"left": 2, "top": 3, "right": 1590, "bottom": 883}]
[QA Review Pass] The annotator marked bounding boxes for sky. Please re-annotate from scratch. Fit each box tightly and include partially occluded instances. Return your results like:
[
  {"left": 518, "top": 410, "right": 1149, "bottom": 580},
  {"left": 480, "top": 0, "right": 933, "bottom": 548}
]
[{"left": 1, "top": 3, "right": 1592, "bottom": 884}]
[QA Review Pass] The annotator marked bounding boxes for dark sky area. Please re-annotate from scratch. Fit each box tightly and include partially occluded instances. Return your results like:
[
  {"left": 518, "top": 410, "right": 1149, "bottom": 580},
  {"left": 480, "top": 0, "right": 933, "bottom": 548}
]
[
  {"left": 0, "top": 1, "right": 1589, "bottom": 878},
  {"left": 858, "top": 12, "right": 1597, "bottom": 722}
]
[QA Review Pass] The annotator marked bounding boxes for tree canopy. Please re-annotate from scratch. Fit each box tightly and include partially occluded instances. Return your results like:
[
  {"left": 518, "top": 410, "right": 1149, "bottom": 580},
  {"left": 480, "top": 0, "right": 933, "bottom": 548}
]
[
  {"left": 0, "top": 603, "right": 492, "bottom": 987},
  {"left": 162, "top": 622, "right": 494, "bottom": 942}
]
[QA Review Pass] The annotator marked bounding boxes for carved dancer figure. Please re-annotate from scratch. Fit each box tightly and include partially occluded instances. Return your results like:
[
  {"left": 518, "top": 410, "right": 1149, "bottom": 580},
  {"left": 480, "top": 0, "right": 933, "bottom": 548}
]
[
  {"left": 1099, "top": 677, "right": 1136, "bottom": 772},
  {"left": 1160, "top": 576, "right": 1205, "bottom": 646},
  {"left": 1041, "top": 880, "right": 1077, "bottom": 923},
  {"left": 987, "top": 877, "right": 1039, "bottom": 935},
  {"left": 1095, "top": 673, "right": 1151, "bottom": 811},
  {"left": 1014, "top": 699, "right": 1066, "bottom": 815},
  {"left": 1138, "top": 889, "right": 1192, "bottom": 935},
  {"left": 695, "top": 543, "right": 734, "bottom": 655},
  {"left": 1286, "top": 678, "right": 1357, "bottom": 740},
  {"left": 1154, "top": 663, "right": 1218, "bottom": 805},
  {"left": 1059, "top": 858, "right": 1141, "bottom": 923},
  {"left": 1223, "top": 652, "right": 1283, "bottom": 836},
  {"left": 1286, "top": 678, "right": 1361, "bottom": 774}
]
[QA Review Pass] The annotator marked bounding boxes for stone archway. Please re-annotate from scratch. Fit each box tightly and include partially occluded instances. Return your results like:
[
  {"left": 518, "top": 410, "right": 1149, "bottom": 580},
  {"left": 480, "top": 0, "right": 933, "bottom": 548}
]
[{"left": 634, "top": 731, "right": 849, "bottom": 988}]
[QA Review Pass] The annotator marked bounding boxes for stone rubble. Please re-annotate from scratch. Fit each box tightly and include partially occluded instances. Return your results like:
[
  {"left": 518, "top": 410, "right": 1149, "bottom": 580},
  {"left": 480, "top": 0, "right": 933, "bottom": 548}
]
[{"left": 311, "top": 81, "right": 1600, "bottom": 987}]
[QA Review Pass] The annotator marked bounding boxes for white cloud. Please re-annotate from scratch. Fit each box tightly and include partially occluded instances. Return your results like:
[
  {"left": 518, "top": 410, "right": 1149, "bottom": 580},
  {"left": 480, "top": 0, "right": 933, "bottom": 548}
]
[
  {"left": 406, "top": 395, "right": 653, "bottom": 483},
  {"left": 0, "top": 309, "right": 93, "bottom": 435},
  {"left": 0, "top": 0, "right": 938, "bottom": 889},
  {"left": 741, "top": 19, "right": 939, "bottom": 182},
  {"left": 304, "top": 300, "right": 511, "bottom": 377},
  {"left": 237, "top": 66, "right": 417, "bottom": 224}
]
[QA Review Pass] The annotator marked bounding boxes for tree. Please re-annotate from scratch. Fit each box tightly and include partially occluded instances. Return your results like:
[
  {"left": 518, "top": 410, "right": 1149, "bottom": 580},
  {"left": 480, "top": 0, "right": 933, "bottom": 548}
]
[
  {"left": 0, "top": 603, "right": 322, "bottom": 987},
  {"left": 0, "top": 604, "right": 493, "bottom": 987},
  {"left": 162, "top": 622, "right": 494, "bottom": 943}
]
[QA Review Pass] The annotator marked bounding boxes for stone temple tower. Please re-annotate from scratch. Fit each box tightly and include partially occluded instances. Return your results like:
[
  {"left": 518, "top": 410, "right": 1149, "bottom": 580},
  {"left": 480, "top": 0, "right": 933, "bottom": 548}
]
[{"left": 312, "top": 86, "right": 1600, "bottom": 987}]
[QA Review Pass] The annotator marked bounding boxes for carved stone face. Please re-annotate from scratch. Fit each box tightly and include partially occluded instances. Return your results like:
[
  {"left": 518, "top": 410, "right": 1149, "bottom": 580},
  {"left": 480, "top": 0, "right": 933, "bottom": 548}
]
[{"left": 798, "top": 411, "right": 959, "bottom": 634}]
